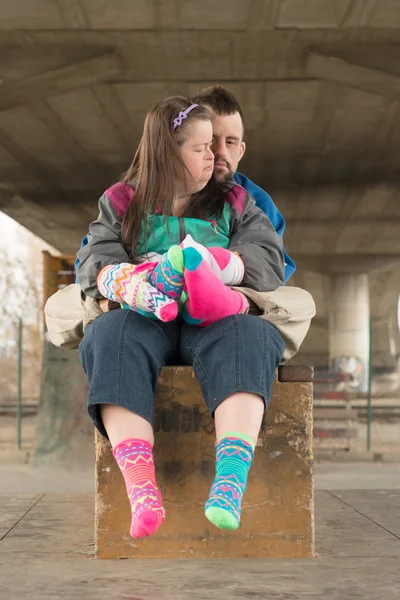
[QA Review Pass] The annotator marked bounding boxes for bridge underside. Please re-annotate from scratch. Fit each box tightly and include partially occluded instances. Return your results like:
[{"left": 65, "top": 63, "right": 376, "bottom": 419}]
[{"left": 0, "top": 1, "right": 399, "bottom": 367}]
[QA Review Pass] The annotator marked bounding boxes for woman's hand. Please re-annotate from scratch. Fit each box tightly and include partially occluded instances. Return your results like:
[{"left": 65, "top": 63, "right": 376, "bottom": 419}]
[{"left": 97, "top": 262, "right": 179, "bottom": 322}]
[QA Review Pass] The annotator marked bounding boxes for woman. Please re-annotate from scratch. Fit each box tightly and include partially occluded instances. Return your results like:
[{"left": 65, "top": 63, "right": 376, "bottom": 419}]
[{"left": 77, "top": 96, "right": 285, "bottom": 539}]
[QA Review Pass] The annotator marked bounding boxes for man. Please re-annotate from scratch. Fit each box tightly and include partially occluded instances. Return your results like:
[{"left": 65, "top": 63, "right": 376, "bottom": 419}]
[
  {"left": 75, "top": 86, "right": 295, "bottom": 284},
  {"left": 191, "top": 86, "right": 295, "bottom": 283}
]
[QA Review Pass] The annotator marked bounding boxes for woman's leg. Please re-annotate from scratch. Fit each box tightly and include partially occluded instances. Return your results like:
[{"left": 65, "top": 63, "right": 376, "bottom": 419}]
[
  {"left": 213, "top": 392, "right": 264, "bottom": 444},
  {"left": 79, "top": 309, "right": 180, "bottom": 538},
  {"left": 101, "top": 406, "right": 154, "bottom": 447},
  {"left": 181, "top": 315, "right": 285, "bottom": 530}
]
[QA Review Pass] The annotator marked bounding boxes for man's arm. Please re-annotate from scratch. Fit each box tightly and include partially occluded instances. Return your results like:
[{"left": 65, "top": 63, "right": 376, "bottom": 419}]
[
  {"left": 233, "top": 172, "right": 296, "bottom": 283},
  {"left": 228, "top": 187, "right": 285, "bottom": 292}
]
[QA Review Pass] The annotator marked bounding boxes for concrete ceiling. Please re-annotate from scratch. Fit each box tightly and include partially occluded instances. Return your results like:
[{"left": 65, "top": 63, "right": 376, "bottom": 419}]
[{"left": 0, "top": 0, "right": 400, "bottom": 364}]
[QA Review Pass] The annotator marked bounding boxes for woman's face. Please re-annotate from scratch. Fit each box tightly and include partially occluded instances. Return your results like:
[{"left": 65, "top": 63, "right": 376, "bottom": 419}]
[{"left": 179, "top": 119, "right": 214, "bottom": 194}]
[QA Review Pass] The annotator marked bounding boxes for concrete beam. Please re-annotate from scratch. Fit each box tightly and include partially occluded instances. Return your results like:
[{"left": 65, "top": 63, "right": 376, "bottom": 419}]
[
  {"left": 306, "top": 52, "right": 400, "bottom": 100},
  {"left": 0, "top": 184, "right": 82, "bottom": 252},
  {"left": 294, "top": 254, "right": 400, "bottom": 275},
  {"left": 0, "top": 53, "right": 121, "bottom": 112},
  {"left": 0, "top": 126, "right": 69, "bottom": 196}
]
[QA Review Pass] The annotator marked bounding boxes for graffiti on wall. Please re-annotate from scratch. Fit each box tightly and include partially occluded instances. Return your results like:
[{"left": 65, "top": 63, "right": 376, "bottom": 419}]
[{"left": 332, "top": 355, "right": 368, "bottom": 393}]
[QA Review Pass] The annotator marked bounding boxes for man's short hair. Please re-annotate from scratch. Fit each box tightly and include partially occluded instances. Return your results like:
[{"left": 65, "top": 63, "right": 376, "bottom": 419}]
[{"left": 192, "top": 85, "right": 244, "bottom": 125}]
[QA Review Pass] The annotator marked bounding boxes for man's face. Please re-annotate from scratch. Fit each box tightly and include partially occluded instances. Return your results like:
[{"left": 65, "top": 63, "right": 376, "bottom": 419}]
[{"left": 207, "top": 109, "right": 246, "bottom": 182}]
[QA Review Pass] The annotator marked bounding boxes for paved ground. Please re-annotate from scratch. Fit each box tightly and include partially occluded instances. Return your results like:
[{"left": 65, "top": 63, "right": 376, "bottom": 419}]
[
  {"left": 2, "top": 461, "right": 400, "bottom": 494},
  {"left": 0, "top": 480, "right": 399, "bottom": 599},
  {"left": 1, "top": 414, "right": 400, "bottom": 600},
  {"left": 315, "top": 462, "right": 400, "bottom": 490}
]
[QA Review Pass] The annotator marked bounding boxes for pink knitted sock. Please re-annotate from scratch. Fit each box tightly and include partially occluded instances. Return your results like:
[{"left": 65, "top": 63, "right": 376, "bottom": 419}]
[
  {"left": 113, "top": 438, "right": 165, "bottom": 539},
  {"left": 181, "top": 247, "right": 248, "bottom": 326},
  {"left": 181, "top": 234, "right": 244, "bottom": 285}
]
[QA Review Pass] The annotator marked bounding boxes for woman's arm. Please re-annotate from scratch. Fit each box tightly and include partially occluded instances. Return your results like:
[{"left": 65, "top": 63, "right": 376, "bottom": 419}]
[
  {"left": 77, "top": 183, "right": 133, "bottom": 299},
  {"left": 228, "top": 187, "right": 285, "bottom": 292}
]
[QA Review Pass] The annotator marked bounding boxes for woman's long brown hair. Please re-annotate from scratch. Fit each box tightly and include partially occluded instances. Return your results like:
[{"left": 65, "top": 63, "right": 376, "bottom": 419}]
[{"left": 121, "top": 96, "right": 229, "bottom": 262}]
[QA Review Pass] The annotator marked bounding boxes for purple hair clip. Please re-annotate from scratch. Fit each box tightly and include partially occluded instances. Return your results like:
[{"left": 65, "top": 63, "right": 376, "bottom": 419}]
[{"left": 173, "top": 103, "right": 199, "bottom": 130}]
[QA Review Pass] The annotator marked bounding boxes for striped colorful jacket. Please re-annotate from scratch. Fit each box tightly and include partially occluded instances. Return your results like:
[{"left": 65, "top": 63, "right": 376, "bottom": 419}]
[{"left": 77, "top": 181, "right": 285, "bottom": 300}]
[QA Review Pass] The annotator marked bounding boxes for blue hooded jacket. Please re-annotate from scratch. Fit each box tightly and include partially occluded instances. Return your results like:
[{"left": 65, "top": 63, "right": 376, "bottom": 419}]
[
  {"left": 233, "top": 173, "right": 295, "bottom": 283},
  {"left": 75, "top": 173, "right": 296, "bottom": 284}
]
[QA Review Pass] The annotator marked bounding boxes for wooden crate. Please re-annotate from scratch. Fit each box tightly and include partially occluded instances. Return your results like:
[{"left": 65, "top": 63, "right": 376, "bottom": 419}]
[{"left": 95, "top": 365, "right": 314, "bottom": 559}]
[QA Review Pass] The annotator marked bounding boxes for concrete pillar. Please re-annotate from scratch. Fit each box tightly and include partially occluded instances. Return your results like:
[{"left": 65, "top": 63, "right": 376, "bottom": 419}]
[
  {"left": 35, "top": 341, "right": 93, "bottom": 468},
  {"left": 329, "top": 274, "right": 370, "bottom": 393}
]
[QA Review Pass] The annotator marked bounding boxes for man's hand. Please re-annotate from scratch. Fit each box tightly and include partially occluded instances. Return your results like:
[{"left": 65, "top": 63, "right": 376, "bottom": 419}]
[{"left": 98, "top": 298, "right": 109, "bottom": 313}]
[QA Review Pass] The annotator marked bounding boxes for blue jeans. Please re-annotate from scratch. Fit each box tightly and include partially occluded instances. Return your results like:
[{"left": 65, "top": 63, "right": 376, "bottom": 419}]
[{"left": 79, "top": 310, "right": 285, "bottom": 439}]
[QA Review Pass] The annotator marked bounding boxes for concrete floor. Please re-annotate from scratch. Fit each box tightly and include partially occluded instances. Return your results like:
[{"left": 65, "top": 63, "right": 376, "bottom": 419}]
[
  {"left": 1, "top": 461, "right": 400, "bottom": 494},
  {"left": 0, "top": 474, "right": 400, "bottom": 599}
]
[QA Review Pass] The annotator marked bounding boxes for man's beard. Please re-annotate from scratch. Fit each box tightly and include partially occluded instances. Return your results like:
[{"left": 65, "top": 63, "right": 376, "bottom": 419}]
[{"left": 213, "top": 156, "right": 234, "bottom": 182}]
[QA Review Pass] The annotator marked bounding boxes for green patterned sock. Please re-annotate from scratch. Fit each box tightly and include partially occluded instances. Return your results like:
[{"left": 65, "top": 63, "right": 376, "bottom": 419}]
[
  {"left": 205, "top": 432, "right": 255, "bottom": 530},
  {"left": 149, "top": 246, "right": 184, "bottom": 301}
]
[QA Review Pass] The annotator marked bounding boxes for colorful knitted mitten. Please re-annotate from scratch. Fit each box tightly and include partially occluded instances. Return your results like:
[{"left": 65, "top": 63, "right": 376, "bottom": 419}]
[
  {"left": 113, "top": 438, "right": 165, "bottom": 539},
  {"left": 181, "top": 247, "right": 249, "bottom": 326},
  {"left": 205, "top": 433, "right": 255, "bottom": 530},
  {"left": 97, "top": 262, "right": 178, "bottom": 322}
]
